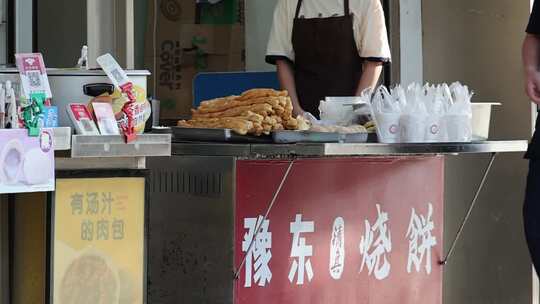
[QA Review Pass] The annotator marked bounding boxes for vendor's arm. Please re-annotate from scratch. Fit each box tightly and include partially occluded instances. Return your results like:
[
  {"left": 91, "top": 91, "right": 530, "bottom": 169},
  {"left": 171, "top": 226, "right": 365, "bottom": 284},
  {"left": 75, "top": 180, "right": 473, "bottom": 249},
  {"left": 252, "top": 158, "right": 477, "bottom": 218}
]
[
  {"left": 276, "top": 60, "right": 304, "bottom": 116},
  {"left": 266, "top": 0, "right": 303, "bottom": 114},
  {"left": 355, "top": 0, "right": 391, "bottom": 93},
  {"left": 523, "top": 34, "right": 540, "bottom": 103},
  {"left": 524, "top": 1, "right": 540, "bottom": 104},
  {"left": 355, "top": 61, "right": 383, "bottom": 95}
]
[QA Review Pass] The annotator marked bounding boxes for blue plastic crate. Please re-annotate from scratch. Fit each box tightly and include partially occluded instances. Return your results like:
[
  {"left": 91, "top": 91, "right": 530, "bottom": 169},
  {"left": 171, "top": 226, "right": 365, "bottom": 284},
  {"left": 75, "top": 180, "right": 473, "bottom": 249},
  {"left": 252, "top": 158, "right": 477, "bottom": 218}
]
[{"left": 193, "top": 71, "right": 280, "bottom": 107}]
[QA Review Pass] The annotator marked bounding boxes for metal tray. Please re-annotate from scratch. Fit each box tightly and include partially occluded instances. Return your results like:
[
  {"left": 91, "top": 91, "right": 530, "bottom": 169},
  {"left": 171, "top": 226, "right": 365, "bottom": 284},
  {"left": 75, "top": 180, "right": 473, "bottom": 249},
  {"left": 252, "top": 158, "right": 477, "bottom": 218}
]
[
  {"left": 170, "top": 127, "right": 272, "bottom": 143},
  {"left": 340, "top": 132, "right": 369, "bottom": 143},
  {"left": 273, "top": 131, "right": 375, "bottom": 144},
  {"left": 272, "top": 130, "right": 341, "bottom": 143}
]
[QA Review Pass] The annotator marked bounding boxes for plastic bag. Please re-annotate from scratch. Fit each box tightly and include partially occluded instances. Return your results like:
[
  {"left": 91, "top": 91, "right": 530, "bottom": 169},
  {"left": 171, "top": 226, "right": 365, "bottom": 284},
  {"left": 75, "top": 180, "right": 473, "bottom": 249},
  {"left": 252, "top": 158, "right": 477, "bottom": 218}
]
[
  {"left": 370, "top": 82, "right": 474, "bottom": 143},
  {"left": 391, "top": 85, "right": 407, "bottom": 109},
  {"left": 445, "top": 82, "right": 473, "bottom": 142},
  {"left": 399, "top": 84, "right": 428, "bottom": 143},
  {"left": 423, "top": 85, "right": 446, "bottom": 142},
  {"left": 448, "top": 82, "right": 473, "bottom": 116},
  {"left": 371, "top": 86, "right": 401, "bottom": 143},
  {"left": 351, "top": 89, "right": 374, "bottom": 125}
]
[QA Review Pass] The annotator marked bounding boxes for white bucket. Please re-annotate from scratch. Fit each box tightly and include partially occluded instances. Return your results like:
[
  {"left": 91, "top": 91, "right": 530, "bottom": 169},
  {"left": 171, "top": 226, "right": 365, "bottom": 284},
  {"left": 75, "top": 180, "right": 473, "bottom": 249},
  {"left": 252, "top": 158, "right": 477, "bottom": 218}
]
[{"left": 471, "top": 102, "right": 501, "bottom": 141}]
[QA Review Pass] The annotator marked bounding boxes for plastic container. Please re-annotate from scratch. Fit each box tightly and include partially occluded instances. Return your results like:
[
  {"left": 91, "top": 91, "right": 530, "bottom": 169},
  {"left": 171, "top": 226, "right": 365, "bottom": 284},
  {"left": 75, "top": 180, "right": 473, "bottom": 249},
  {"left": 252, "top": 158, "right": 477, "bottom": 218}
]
[
  {"left": 319, "top": 97, "right": 367, "bottom": 124},
  {"left": 319, "top": 101, "right": 354, "bottom": 124},
  {"left": 471, "top": 102, "right": 500, "bottom": 141}
]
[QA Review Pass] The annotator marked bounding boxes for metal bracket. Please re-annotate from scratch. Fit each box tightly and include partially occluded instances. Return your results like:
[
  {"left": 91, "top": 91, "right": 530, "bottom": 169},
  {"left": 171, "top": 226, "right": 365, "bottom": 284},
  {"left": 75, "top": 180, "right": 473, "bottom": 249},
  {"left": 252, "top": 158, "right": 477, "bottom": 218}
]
[
  {"left": 234, "top": 159, "right": 296, "bottom": 280},
  {"left": 440, "top": 152, "right": 497, "bottom": 265}
]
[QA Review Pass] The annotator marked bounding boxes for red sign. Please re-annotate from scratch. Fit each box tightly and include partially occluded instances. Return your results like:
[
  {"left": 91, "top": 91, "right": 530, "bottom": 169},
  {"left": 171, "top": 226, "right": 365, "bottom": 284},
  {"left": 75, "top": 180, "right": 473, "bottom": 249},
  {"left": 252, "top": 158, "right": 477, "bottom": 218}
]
[
  {"left": 19, "top": 53, "right": 45, "bottom": 73},
  {"left": 235, "top": 157, "right": 444, "bottom": 304},
  {"left": 69, "top": 104, "right": 93, "bottom": 121}
]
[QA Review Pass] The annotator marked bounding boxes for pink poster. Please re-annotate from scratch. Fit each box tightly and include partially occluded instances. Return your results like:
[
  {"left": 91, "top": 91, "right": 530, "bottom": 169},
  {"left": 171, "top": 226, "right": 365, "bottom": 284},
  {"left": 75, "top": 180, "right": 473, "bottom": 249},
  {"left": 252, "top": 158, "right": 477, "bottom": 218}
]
[{"left": 0, "top": 129, "right": 55, "bottom": 193}]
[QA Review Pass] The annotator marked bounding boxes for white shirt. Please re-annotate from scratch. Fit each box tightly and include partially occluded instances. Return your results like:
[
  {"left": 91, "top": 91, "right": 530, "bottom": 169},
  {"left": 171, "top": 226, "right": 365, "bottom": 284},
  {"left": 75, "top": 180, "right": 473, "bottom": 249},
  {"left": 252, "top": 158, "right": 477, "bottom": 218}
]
[{"left": 266, "top": 0, "right": 392, "bottom": 63}]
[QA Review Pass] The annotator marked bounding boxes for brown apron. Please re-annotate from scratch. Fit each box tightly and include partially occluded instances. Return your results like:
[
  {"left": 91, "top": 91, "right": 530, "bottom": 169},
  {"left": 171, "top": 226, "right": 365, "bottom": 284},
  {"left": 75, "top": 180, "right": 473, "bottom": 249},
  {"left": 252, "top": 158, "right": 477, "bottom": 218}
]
[{"left": 292, "top": 0, "right": 363, "bottom": 118}]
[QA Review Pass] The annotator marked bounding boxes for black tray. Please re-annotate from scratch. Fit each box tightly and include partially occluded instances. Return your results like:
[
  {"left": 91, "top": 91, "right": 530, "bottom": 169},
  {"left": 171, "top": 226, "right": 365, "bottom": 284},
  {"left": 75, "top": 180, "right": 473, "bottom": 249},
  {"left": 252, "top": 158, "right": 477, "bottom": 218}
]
[
  {"left": 367, "top": 133, "right": 378, "bottom": 143},
  {"left": 151, "top": 126, "right": 173, "bottom": 134},
  {"left": 170, "top": 127, "right": 272, "bottom": 143}
]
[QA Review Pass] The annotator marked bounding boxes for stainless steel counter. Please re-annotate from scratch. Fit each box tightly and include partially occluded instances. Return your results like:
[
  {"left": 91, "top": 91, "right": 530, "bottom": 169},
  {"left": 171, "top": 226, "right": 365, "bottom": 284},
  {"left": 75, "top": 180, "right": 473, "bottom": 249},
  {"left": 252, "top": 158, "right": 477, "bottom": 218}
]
[
  {"left": 51, "top": 131, "right": 171, "bottom": 170},
  {"left": 171, "top": 140, "right": 528, "bottom": 158}
]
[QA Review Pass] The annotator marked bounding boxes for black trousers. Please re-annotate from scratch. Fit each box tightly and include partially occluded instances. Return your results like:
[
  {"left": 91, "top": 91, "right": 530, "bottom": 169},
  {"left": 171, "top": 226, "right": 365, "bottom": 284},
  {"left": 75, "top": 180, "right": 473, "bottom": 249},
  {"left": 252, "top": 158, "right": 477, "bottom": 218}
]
[{"left": 525, "top": 160, "right": 540, "bottom": 275}]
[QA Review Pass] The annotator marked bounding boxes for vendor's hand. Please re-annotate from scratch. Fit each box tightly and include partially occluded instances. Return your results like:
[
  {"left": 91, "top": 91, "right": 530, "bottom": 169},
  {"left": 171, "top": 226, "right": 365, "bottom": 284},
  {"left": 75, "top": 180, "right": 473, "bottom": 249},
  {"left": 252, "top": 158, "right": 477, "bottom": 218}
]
[
  {"left": 293, "top": 108, "right": 306, "bottom": 118},
  {"left": 526, "top": 70, "right": 540, "bottom": 104},
  {"left": 302, "top": 112, "right": 318, "bottom": 123}
]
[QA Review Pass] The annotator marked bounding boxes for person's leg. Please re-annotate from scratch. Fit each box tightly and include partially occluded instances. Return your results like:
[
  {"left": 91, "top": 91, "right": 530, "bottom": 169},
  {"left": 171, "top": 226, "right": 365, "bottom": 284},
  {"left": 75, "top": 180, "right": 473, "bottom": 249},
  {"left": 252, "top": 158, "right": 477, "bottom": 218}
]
[{"left": 524, "top": 160, "right": 540, "bottom": 275}]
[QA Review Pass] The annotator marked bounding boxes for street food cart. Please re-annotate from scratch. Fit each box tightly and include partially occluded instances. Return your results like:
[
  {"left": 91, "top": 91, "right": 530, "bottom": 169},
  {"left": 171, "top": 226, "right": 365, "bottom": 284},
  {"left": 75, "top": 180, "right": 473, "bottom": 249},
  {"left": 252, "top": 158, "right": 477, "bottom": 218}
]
[{"left": 146, "top": 139, "right": 527, "bottom": 304}]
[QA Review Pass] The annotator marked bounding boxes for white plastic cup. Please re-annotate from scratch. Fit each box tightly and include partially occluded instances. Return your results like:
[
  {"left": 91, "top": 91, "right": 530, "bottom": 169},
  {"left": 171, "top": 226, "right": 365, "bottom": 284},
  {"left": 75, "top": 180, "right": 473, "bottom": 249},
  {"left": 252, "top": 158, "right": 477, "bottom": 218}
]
[
  {"left": 400, "top": 114, "right": 427, "bottom": 143},
  {"left": 425, "top": 116, "right": 442, "bottom": 143},
  {"left": 375, "top": 113, "right": 401, "bottom": 143},
  {"left": 445, "top": 114, "right": 472, "bottom": 142}
]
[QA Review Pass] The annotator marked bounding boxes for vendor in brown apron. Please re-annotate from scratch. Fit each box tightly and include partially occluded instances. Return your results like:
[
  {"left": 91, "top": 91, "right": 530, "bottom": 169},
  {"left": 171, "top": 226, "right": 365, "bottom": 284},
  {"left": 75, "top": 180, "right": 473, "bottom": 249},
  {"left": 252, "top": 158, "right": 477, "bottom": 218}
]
[{"left": 266, "top": 0, "right": 391, "bottom": 118}]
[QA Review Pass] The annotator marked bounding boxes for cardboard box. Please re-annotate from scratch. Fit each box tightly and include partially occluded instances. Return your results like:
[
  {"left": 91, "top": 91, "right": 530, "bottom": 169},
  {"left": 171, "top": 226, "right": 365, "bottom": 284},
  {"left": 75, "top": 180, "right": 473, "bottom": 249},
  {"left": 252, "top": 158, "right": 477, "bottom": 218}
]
[
  {"left": 146, "top": 17, "right": 245, "bottom": 118},
  {"left": 180, "top": 24, "right": 243, "bottom": 55},
  {"left": 144, "top": 0, "right": 196, "bottom": 85},
  {"left": 147, "top": 63, "right": 197, "bottom": 119},
  {"left": 145, "top": 0, "right": 245, "bottom": 119},
  {"left": 158, "top": 0, "right": 196, "bottom": 23}
]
